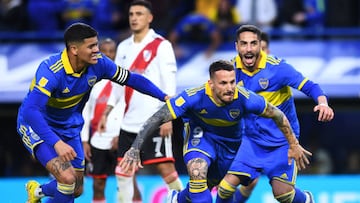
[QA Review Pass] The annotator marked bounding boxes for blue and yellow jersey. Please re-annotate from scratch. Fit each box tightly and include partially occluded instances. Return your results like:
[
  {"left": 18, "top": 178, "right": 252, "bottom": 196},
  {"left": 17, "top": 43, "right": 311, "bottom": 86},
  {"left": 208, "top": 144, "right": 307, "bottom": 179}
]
[
  {"left": 233, "top": 51, "right": 321, "bottom": 146},
  {"left": 166, "top": 82, "right": 267, "bottom": 143},
  {"left": 18, "top": 49, "right": 121, "bottom": 141}
]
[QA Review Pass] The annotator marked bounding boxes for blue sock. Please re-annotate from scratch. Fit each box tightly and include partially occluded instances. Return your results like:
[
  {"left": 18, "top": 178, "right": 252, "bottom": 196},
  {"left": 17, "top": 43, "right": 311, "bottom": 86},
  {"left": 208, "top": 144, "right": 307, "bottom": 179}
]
[
  {"left": 292, "top": 188, "right": 306, "bottom": 203},
  {"left": 233, "top": 188, "right": 249, "bottom": 203},
  {"left": 45, "top": 182, "right": 75, "bottom": 203},
  {"left": 189, "top": 180, "right": 212, "bottom": 203},
  {"left": 41, "top": 179, "right": 57, "bottom": 197},
  {"left": 177, "top": 183, "right": 191, "bottom": 202},
  {"left": 190, "top": 188, "right": 212, "bottom": 203}
]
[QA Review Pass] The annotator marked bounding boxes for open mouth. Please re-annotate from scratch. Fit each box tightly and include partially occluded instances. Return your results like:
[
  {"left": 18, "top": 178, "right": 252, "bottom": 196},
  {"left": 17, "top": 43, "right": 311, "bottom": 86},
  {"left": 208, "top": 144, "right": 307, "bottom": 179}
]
[{"left": 243, "top": 53, "right": 255, "bottom": 65}]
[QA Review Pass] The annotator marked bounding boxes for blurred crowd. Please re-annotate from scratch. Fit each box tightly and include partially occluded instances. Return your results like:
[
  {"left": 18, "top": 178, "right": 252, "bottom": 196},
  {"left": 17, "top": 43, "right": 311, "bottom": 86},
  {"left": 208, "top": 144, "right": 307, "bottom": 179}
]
[{"left": 1, "top": 0, "right": 359, "bottom": 41}]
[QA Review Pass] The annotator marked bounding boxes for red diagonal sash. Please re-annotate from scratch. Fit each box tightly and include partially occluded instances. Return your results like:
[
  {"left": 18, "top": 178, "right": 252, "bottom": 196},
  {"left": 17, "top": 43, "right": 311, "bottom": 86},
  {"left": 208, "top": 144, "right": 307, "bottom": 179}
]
[
  {"left": 90, "top": 80, "right": 112, "bottom": 136},
  {"left": 124, "top": 37, "right": 163, "bottom": 113}
]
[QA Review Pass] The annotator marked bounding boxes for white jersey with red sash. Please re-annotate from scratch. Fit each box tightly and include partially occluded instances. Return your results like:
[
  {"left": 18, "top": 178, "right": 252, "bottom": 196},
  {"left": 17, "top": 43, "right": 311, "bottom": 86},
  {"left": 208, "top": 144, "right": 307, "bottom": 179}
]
[
  {"left": 81, "top": 79, "right": 125, "bottom": 150},
  {"left": 115, "top": 29, "right": 177, "bottom": 133}
]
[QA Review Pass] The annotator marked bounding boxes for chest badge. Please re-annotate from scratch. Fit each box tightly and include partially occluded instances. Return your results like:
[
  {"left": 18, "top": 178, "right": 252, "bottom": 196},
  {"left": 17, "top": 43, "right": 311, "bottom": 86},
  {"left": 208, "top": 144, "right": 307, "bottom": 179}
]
[
  {"left": 258, "top": 78, "right": 269, "bottom": 89},
  {"left": 229, "top": 109, "right": 240, "bottom": 119},
  {"left": 143, "top": 50, "right": 152, "bottom": 62}
]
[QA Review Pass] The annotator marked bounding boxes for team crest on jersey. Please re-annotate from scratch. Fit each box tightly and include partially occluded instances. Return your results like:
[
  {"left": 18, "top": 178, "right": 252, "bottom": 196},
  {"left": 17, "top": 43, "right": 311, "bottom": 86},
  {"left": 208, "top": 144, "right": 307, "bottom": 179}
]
[
  {"left": 258, "top": 78, "right": 269, "bottom": 89},
  {"left": 175, "top": 96, "right": 185, "bottom": 107},
  {"left": 191, "top": 138, "right": 200, "bottom": 146},
  {"left": 143, "top": 50, "right": 152, "bottom": 62},
  {"left": 229, "top": 109, "right": 240, "bottom": 119},
  {"left": 88, "top": 76, "right": 97, "bottom": 87}
]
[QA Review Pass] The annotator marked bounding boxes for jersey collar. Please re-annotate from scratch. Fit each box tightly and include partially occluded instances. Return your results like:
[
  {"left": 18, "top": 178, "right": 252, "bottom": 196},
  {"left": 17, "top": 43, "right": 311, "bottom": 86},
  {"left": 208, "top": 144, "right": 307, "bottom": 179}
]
[
  {"left": 235, "top": 50, "right": 267, "bottom": 70},
  {"left": 61, "top": 49, "right": 86, "bottom": 77}
]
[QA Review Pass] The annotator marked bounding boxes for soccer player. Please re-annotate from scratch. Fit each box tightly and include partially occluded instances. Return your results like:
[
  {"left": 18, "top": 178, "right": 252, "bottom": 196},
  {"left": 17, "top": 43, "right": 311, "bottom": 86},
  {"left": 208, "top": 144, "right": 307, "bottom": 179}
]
[
  {"left": 216, "top": 24, "right": 334, "bottom": 203},
  {"left": 81, "top": 38, "right": 142, "bottom": 203},
  {"left": 17, "top": 22, "right": 168, "bottom": 203},
  {"left": 260, "top": 31, "right": 270, "bottom": 54},
  {"left": 113, "top": 0, "right": 183, "bottom": 202},
  {"left": 118, "top": 60, "right": 312, "bottom": 203}
]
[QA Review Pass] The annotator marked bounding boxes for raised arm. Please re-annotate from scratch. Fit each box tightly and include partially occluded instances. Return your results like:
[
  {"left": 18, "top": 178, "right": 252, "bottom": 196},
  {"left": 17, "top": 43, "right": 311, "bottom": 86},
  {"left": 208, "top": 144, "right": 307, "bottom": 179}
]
[
  {"left": 119, "top": 105, "right": 174, "bottom": 175},
  {"left": 261, "top": 102, "right": 312, "bottom": 170}
]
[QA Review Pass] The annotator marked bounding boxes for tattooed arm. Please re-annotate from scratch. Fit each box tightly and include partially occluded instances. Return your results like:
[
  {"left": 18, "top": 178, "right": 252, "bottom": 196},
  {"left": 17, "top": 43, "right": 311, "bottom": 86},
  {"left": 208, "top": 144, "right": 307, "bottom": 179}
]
[
  {"left": 119, "top": 105, "right": 174, "bottom": 175},
  {"left": 261, "top": 102, "right": 312, "bottom": 170}
]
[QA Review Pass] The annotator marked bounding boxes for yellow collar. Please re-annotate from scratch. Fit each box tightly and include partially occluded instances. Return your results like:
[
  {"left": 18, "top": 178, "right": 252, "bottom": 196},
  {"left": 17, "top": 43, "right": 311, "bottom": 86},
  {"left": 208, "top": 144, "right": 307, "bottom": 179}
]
[{"left": 235, "top": 50, "right": 267, "bottom": 70}]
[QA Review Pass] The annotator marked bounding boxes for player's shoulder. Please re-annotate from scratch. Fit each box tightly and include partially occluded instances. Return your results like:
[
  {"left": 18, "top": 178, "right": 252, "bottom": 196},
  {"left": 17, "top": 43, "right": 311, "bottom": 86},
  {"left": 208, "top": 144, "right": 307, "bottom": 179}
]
[
  {"left": 236, "top": 85, "right": 252, "bottom": 99},
  {"left": 265, "top": 54, "right": 283, "bottom": 66},
  {"left": 265, "top": 54, "right": 293, "bottom": 69},
  {"left": 40, "top": 52, "right": 63, "bottom": 75},
  {"left": 180, "top": 84, "right": 206, "bottom": 100}
]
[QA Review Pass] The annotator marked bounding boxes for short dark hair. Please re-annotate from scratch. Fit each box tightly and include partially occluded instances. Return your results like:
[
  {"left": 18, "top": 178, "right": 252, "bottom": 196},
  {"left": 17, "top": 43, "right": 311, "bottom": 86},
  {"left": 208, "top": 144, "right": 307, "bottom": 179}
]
[
  {"left": 235, "top": 24, "right": 261, "bottom": 41},
  {"left": 209, "top": 60, "right": 234, "bottom": 78},
  {"left": 260, "top": 32, "right": 270, "bottom": 46},
  {"left": 130, "top": 0, "right": 153, "bottom": 13},
  {"left": 64, "top": 22, "right": 98, "bottom": 48}
]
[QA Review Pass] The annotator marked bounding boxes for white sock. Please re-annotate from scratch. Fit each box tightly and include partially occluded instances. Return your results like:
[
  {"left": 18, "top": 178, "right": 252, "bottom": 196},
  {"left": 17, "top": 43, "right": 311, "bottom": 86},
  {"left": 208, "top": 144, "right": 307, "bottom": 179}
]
[
  {"left": 167, "top": 177, "right": 184, "bottom": 191},
  {"left": 116, "top": 175, "right": 134, "bottom": 203}
]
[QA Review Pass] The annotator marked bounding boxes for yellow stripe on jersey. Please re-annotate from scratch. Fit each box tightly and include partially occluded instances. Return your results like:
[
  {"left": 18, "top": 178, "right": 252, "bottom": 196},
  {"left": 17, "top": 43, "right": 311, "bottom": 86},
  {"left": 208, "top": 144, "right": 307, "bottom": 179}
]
[
  {"left": 197, "top": 115, "right": 238, "bottom": 127},
  {"left": 49, "top": 59, "right": 63, "bottom": 73},
  {"left": 184, "top": 148, "right": 211, "bottom": 158},
  {"left": 266, "top": 55, "right": 281, "bottom": 65},
  {"left": 186, "top": 85, "right": 205, "bottom": 97},
  {"left": 237, "top": 86, "right": 250, "bottom": 99},
  {"left": 166, "top": 100, "right": 178, "bottom": 119},
  {"left": 297, "top": 78, "right": 309, "bottom": 90},
  {"left": 29, "top": 77, "right": 51, "bottom": 97},
  {"left": 35, "top": 85, "right": 51, "bottom": 97},
  {"left": 47, "top": 92, "right": 87, "bottom": 109},
  {"left": 258, "top": 86, "right": 292, "bottom": 106}
]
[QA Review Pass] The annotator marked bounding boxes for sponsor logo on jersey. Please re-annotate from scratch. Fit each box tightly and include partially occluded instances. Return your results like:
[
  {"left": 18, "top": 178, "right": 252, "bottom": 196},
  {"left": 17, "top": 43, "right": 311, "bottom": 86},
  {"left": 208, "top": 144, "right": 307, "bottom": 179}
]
[
  {"left": 62, "top": 87, "right": 70, "bottom": 93},
  {"left": 38, "top": 77, "right": 48, "bottom": 87},
  {"left": 175, "top": 96, "right": 185, "bottom": 107},
  {"left": 280, "top": 173, "right": 288, "bottom": 180}
]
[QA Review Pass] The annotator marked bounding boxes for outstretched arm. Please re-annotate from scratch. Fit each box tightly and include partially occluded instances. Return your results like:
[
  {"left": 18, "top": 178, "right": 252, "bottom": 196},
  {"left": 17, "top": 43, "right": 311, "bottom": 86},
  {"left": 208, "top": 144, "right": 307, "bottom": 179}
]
[
  {"left": 119, "top": 105, "right": 174, "bottom": 175},
  {"left": 261, "top": 102, "right": 312, "bottom": 170}
]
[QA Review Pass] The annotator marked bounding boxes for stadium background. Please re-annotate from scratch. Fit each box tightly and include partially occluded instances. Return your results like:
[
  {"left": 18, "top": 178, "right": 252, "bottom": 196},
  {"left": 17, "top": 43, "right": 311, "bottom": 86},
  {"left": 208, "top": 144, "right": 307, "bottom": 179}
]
[{"left": 0, "top": 0, "right": 360, "bottom": 202}]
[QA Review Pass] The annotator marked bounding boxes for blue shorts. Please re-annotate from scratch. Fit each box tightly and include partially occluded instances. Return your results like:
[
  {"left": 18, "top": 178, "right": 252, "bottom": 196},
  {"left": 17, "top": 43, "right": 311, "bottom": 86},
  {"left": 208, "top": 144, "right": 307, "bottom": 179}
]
[
  {"left": 183, "top": 125, "right": 240, "bottom": 187},
  {"left": 17, "top": 120, "right": 85, "bottom": 171},
  {"left": 228, "top": 136, "right": 297, "bottom": 186}
]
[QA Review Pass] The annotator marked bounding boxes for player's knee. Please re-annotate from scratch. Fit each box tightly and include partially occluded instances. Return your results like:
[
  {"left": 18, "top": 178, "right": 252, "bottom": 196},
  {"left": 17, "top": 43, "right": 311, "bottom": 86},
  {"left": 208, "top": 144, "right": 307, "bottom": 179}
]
[
  {"left": 58, "top": 173, "right": 76, "bottom": 185},
  {"left": 274, "top": 189, "right": 295, "bottom": 203},
  {"left": 217, "top": 179, "right": 236, "bottom": 200},
  {"left": 74, "top": 184, "right": 83, "bottom": 198},
  {"left": 186, "top": 158, "right": 208, "bottom": 180}
]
